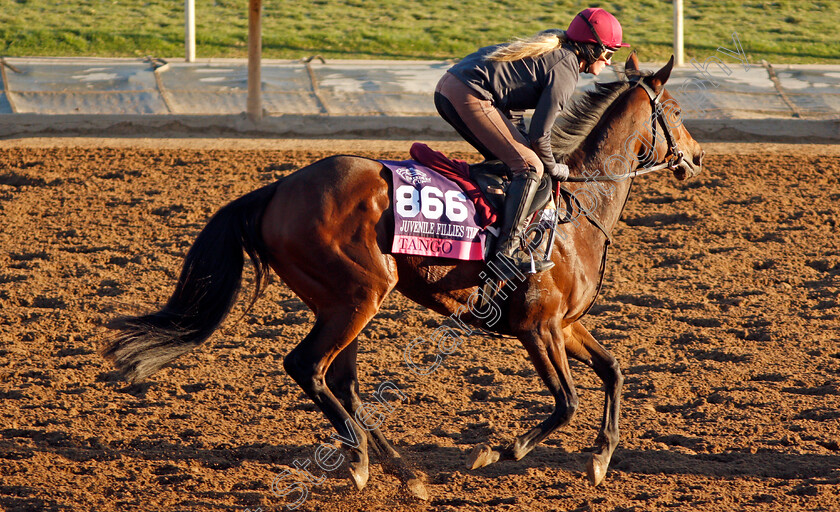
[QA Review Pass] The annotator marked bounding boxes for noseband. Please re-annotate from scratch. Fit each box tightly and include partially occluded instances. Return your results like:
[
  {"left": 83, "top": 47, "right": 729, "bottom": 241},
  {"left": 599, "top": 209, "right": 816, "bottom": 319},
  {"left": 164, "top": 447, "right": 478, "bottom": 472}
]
[{"left": 565, "top": 77, "right": 685, "bottom": 183}]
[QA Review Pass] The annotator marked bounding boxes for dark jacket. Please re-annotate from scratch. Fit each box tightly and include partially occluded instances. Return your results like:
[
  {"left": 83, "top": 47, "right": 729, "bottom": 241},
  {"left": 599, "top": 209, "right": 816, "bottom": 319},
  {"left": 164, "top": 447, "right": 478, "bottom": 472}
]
[{"left": 447, "top": 44, "right": 580, "bottom": 170}]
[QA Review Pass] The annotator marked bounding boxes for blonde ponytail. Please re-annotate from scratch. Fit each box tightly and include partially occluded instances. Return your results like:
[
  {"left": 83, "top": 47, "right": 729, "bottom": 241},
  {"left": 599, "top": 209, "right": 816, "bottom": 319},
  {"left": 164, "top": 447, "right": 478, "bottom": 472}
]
[{"left": 486, "top": 29, "right": 567, "bottom": 62}]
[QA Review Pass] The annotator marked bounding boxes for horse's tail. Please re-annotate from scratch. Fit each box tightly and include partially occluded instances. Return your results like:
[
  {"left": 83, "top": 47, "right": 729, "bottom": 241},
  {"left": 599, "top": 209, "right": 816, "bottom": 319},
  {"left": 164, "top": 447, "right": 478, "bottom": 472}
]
[{"left": 100, "top": 180, "right": 281, "bottom": 383}]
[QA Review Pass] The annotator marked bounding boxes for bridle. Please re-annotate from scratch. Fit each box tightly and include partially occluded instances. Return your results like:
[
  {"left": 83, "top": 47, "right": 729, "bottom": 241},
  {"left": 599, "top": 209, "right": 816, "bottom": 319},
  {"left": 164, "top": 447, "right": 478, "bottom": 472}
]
[
  {"left": 547, "top": 75, "right": 690, "bottom": 321},
  {"left": 636, "top": 78, "right": 685, "bottom": 172},
  {"left": 565, "top": 77, "right": 685, "bottom": 183}
]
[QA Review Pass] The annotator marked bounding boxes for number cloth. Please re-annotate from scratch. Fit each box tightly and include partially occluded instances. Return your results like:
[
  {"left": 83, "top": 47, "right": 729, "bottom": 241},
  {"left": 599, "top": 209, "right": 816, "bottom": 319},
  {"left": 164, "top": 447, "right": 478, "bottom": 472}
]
[{"left": 382, "top": 159, "right": 490, "bottom": 261}]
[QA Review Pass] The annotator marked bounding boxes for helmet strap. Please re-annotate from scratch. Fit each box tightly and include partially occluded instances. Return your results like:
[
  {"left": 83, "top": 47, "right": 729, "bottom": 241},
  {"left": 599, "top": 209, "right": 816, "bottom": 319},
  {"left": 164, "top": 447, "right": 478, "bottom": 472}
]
[{"left": 577, "top": 12, "right": 608, "bottom": 56}]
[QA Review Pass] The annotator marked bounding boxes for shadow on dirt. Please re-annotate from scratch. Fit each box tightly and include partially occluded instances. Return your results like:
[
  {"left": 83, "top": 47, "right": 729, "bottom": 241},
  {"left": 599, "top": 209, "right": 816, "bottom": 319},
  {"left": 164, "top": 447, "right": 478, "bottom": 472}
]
[{"left": 402, "top": 444, "right": 840, "bottom": 482}]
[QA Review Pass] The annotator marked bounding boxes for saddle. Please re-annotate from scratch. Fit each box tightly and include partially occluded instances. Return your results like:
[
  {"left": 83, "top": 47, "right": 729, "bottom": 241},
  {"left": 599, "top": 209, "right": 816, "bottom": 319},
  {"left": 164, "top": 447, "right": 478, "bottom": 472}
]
[
  {"left": 468, "top": 160, "right": 555, "bottom": 222},
  {"left": 467, "top": 161, "right": 573, "bottom": 308},
  {"left": 405, "top": 143, "right": 575, "bottom": 260},
  {"left": 468, "top": 160, "right": 577, "bottom": 266}
]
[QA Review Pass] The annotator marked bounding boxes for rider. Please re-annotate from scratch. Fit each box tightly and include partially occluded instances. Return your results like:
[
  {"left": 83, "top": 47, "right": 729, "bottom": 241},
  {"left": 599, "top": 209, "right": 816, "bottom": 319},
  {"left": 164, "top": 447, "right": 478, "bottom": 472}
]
[{"left": 435, "top": 7, "right": 629, "bottom": 279}]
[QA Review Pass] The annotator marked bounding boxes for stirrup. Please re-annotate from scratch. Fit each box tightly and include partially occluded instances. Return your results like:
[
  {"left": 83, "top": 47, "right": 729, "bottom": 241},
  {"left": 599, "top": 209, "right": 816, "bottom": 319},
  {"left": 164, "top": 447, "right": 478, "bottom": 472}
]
[
  {"left": 490, "top": 252, "right": 554, "bottom": 282},
  {"left": 526, "top": 244, "right": 555, "bottom": 275}
]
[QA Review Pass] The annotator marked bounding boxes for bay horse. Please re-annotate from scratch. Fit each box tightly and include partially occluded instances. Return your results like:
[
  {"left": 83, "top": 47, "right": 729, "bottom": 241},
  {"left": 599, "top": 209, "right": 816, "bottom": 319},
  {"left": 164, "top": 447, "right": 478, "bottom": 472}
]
[{"left": 101, "top": 54, "right": 704, "bottom": 500}]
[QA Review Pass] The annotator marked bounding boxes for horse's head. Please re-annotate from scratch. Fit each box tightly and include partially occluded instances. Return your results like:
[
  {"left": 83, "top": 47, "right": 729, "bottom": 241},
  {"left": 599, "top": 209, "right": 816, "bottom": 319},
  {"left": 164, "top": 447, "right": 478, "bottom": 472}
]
[{"left": 625, "top": 53, "right": 704, "bottom": 181}]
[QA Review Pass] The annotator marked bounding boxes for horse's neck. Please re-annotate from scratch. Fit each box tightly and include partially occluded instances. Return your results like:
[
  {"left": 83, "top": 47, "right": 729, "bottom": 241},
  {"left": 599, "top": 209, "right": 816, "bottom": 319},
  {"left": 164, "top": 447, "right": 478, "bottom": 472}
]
[
  {"left": 569, "top": 147, "right": 635, "bottom": 236},
  {"left": 569, "top": 98, "right": 649, "bottom": 235}
]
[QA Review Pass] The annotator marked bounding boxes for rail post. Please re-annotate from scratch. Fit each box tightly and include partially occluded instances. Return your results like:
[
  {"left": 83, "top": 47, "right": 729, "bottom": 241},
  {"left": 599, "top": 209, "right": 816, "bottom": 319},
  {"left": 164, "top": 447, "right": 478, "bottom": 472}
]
[{"left": 247, "top": 0, "right": 263, "bottom": 122}]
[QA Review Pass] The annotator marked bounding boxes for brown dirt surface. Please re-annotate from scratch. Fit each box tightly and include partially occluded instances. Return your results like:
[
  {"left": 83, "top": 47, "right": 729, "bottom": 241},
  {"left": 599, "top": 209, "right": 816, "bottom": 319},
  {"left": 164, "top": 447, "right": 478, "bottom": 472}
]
[{"left": 1, "top": 139, "right": 839, "bottom": 512}]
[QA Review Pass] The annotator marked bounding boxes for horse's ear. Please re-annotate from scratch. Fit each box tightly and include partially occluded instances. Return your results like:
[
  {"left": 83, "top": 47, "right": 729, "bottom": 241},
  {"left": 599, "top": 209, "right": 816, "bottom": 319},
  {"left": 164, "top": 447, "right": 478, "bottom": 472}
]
[
  {"left": 651, "top": 55, "right": 675, "bottom": 92},
  {"left": 625, "top": 51, "right": 640, "bottom": 73}
]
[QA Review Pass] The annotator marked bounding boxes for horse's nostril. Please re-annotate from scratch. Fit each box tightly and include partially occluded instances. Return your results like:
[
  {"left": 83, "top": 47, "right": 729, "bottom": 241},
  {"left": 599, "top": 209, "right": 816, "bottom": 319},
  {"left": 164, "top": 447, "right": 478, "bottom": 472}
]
[{"left": 694, "top": 150, "right": 705, "bottom": 167}]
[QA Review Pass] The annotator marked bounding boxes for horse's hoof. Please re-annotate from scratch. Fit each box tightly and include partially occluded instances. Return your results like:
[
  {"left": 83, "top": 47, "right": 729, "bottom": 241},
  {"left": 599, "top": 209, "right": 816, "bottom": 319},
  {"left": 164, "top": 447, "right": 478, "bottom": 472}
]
[
  {"left": 349, "top": 463, "right": 369, "bottom": 491},
  {"left": 586, "top": 454, "right": 608, "bottom": 486},
  {"left": 466, "top": 445, "right": 500, "bottom": 470},
  {"left": 406, "top": 477, "right": 429, "bottom": 501}
]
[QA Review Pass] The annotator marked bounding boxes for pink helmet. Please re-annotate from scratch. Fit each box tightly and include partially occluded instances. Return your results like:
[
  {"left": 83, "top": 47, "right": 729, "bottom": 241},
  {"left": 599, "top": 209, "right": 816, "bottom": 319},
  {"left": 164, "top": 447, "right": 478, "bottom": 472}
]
[{"left": 566, "top": 8, "right": 630, "bottom": 50}]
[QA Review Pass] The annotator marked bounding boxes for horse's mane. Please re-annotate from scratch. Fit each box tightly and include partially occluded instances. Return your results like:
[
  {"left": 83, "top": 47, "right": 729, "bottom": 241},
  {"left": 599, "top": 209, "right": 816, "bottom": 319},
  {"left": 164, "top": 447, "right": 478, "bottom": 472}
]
[{"left": 551, "top": 70, "right": 654, "bottom": 162}]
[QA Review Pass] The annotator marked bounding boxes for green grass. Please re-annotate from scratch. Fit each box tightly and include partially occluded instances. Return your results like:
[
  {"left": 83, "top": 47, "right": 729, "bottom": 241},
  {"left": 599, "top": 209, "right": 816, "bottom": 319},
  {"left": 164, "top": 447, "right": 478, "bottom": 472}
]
[{"left": 1, "top": 0, "right": 838, "bottom": 63}]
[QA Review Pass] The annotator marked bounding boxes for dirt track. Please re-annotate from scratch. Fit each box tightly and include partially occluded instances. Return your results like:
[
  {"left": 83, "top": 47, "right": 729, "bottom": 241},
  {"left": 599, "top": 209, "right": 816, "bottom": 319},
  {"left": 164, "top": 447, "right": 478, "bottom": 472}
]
[{"left": 1, "top": 139, "right": 839, "bottom": 512}]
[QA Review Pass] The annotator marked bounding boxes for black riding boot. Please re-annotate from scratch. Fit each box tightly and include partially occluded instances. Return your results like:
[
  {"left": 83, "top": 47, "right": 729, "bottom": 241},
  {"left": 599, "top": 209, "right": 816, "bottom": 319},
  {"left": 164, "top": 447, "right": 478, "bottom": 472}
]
[{"left": 490, "top": 170, "right": 555, "bottom": 281}]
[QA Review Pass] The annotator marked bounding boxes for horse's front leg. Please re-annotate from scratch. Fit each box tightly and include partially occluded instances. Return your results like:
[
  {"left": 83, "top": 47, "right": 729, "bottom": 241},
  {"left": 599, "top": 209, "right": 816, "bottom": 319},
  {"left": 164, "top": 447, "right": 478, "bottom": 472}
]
[
  {"left": 467, "top": 324, "right": 579, "bottom": 468},
  {"left": 564, "top": 321, "right": 624, "bottom": 486}
]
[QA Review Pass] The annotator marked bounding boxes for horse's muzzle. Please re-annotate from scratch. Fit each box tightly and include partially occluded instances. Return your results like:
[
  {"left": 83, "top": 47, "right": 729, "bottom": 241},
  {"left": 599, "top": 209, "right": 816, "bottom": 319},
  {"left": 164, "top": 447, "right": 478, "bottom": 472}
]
[{"left": 674, "top": 150, "right": 704, "bottom": 180}]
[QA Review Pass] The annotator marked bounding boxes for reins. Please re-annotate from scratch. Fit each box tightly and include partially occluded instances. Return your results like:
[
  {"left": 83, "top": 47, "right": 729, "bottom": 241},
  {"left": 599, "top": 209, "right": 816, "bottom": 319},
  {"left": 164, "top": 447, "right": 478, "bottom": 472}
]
[{"left": 563, "top": 161, "right": 672, "bottom": 182}]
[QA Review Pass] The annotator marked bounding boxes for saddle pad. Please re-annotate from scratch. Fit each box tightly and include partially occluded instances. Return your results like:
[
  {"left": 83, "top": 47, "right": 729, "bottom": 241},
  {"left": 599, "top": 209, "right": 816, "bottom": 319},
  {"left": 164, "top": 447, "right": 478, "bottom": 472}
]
[
  {"left": 409, "top": 142, "right": 497, "bottom": 228},
  {"left": 382, "top": 159, "right": 487, "bottom": 261}
]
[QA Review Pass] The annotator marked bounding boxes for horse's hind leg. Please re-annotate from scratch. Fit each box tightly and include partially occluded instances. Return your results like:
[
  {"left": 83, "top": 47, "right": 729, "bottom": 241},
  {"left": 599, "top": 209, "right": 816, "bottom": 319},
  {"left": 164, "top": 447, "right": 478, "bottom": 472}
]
[
  {"left": 261, "top": 155, "right": 402, "bottom": 491},
  {"left": 283, "top": 303, "right": 386, "bottom": 491},
  {"left": 326, "top": 341, "right": 429, "bottom": 500},
  {"left": 564, "top": 321, "right": 623, "bottom": 486},
  {"left": 468, "top": 326, "right": 579, "bottom": 468},
  {"left": 326, "top": 339, "right": 382, "bottom": 455}
]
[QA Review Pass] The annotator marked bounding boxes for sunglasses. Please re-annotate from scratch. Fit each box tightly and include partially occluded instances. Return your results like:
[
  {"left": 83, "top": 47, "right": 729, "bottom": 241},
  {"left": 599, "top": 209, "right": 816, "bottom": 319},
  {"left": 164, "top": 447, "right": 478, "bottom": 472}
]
[{"left": 599, "top": 49, "right": 615, "bottom": 61}]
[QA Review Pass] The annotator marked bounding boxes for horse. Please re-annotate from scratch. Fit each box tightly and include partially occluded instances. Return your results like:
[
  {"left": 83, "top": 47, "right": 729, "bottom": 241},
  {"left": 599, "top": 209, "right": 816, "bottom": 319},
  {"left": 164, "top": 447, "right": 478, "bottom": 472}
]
[{"left": 101, "top": 53, "right": 704, "bottom": 500}]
